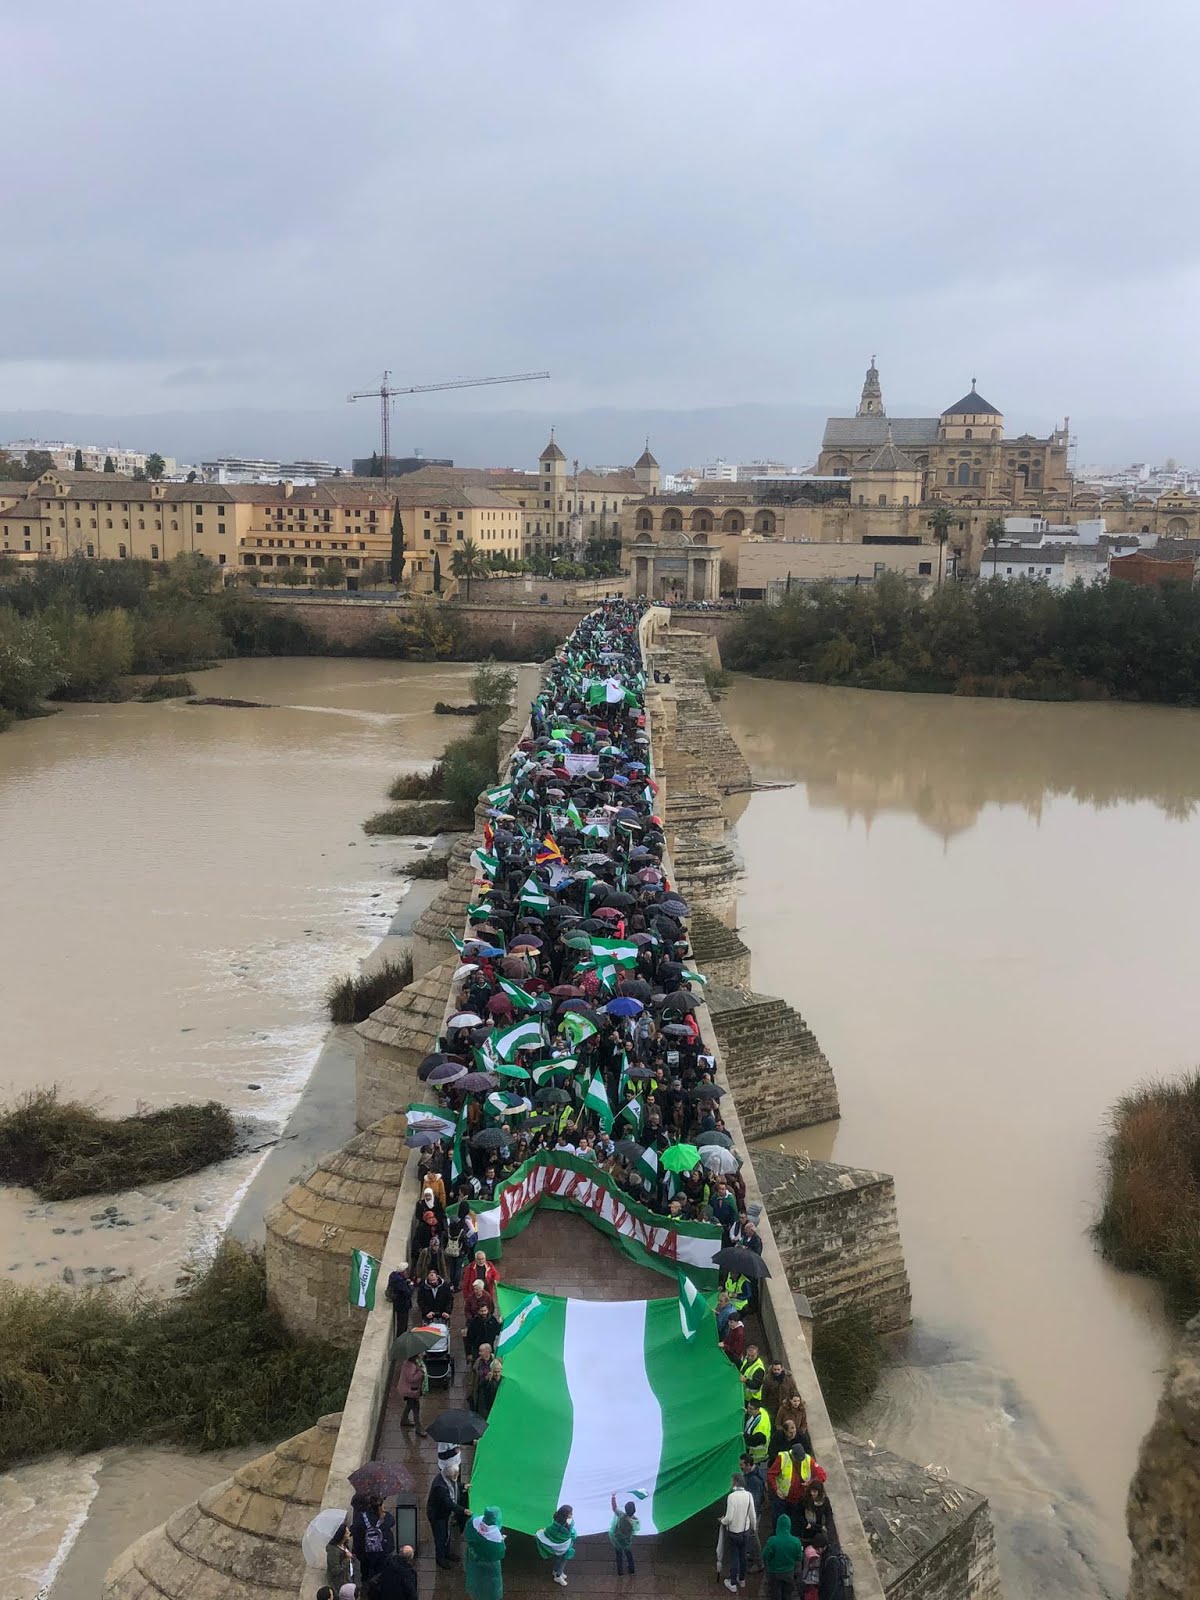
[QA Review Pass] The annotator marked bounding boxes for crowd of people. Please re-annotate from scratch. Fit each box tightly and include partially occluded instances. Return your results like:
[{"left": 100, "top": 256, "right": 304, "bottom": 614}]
[{"left": 337, "top": 601, "right": 855, "bottom": 1597}]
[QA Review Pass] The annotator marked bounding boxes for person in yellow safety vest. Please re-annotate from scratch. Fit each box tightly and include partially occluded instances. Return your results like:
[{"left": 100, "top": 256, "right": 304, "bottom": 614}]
[
  {"left": 739, "top": 1343, "right": 765, "bottom": 1402},
  {"left": 742, "top": 1397, "right": 772, "bottom": 1465},
  {"left": 766, "top": 1445, "right": 817, "bottom": 1525},
  {"left": 723, "top": 1271, "right": 750, "bottom": 1311}
]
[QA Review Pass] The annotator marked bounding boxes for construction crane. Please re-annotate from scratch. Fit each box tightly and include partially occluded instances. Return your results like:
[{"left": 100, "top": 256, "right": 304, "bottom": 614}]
[{"left": 347, "top": 370, "right": 550, "bottom": 484}]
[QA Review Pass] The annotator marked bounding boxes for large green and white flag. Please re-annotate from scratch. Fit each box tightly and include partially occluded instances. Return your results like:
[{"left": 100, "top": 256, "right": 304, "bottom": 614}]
[
  {"left": 349, "top": 1248, "right": 380, "bottom": 1310},
  {"left": 471, "top": 1289, "right": 742, "bottom": 1537},
  {"left": 492, "top": 1017, "right": 544, "bottom": 1062},
  {"left": 583, "top": 1068, "right": 614, "bottom": 1133},
  {"left": 677, "top": 1273, "right": 707, "bottom": 1342},
  {"left": 495, "top": 1290, "right": 549, "bottom": 1357}
]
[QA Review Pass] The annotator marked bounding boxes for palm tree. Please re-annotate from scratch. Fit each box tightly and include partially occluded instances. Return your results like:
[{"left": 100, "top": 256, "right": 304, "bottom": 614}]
[
  {"left": 451, "top": 539, "right": 487, "bottom": 601},
  {"left": 927, "top": 506, "right": 953, "bottom": 587},
  {"left": 984, "top": 517, "right": 1006, "bottom": 580}
]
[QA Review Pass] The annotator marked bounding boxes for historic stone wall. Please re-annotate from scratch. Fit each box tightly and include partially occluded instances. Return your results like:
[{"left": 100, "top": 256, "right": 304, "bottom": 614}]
[
  {"left": 755, "top": 1150, "right": 912, "bottom": 1334},
  {"left": 839, "top": 1436, "right": 1003, "bottom": 1600},
  {"left": 707, "top": 982, "right": 841, "bottom": 1135}
]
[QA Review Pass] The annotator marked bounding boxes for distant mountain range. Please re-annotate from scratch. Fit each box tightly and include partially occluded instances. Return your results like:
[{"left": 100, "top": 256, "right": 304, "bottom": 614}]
[{"left": 0, "top": 403, "right": 1187, "bottom": 475}]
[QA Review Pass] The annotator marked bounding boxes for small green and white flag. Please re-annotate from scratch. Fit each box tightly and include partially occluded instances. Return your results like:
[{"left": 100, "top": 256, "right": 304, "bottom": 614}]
[
  {"left": 561, "top": 1012, "right": 598, "bottom": 1049},
  {"left": 471, "top": 849, "right": 500, "bottom": 879},
  {"left": 349, "top": 1248, "right": 380, "bottom": 1310},
  {"left": 447, "top": 928, "right": 465, "bottom": 954},
  {"left": 484, "top": 783, "right": 513, "bottom": 808},
  {"left": 531, "top": 1056, "right": 578, "bottom": 1085},
  {"left": 495, "top": 1291, "right": 549, "bottom": 1357},
  {"left": 637, "top": 1142, "right": 659, "bottom": 1190},
  {"left": 499, "top": 977, "right": 538, "bottom": 1012},
  {"left": 681, "top": 969, "right": 708, "bottom": 987},
  {"left": 450, "top": 1104, "right": 467, "bottom": 1186},
  {"left": 583, "top": 1068, "right": 614, "bottom": 1133},
  {"left": 677, "top": 1273, "right": 706, "bottom": 1342},
  {"left": 615, "top": 1095, "right": 643, "bottom": 1136},
  {"left": 566, "top": 799, "right": 585, "bottom": 829},
  {"left": 590, "top": 936, "right": 639, "bottom": 969},
  {"left": 492, "top": 1017, "right": 544, "bottom": 1062},
  {"left": 520, "top": 876, "right": 551, "bottom": 914}
]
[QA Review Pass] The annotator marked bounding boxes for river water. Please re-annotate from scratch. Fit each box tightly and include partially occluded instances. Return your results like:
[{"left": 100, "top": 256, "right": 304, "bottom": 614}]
[
  {"left": 0, "top": 656, "right": 475, "bottom": 1600},
  {"left": 723, "top": 678, "right": 1195, "bottom": 1599}
]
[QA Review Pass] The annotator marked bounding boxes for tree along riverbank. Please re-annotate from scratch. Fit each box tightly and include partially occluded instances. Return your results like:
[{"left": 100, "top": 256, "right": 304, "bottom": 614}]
[
  {"left": 722, "top": 572, "right": 1200, "bottom": 704},
  {"left": 0, "top": 556, "right": 549, "bottom": 732},
  {"left": 0, "top": 1240, "right": 352, "bottom": 1471},
  {"left": 1095, "top": 1069, "right": 1200, "bottom": 1320}
]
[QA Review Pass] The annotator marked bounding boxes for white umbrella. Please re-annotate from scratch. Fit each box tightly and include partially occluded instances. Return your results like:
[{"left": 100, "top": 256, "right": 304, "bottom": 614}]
[
  {"left": 302, "top": 1507, "right": 349, "bottom": 1566},
  {"left": 448, "top": 1011, "right": 484, "bottom": 1028},
  {"left": 700, "top": 1145, "right": 741, "bottom": 1175},
  {"left": 454, "top": 963, "right": 480, "bottom": 980}
]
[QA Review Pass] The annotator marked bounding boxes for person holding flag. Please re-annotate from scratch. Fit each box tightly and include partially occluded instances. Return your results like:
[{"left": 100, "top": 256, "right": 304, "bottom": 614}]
[{"left": 535, "top": 1505, "right": 576, "bottom": 1586}]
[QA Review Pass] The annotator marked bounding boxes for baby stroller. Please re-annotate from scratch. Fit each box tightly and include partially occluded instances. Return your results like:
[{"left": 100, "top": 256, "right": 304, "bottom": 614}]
[{"left": 422, "top": 1317, "right": 456, "bottom": 1389}]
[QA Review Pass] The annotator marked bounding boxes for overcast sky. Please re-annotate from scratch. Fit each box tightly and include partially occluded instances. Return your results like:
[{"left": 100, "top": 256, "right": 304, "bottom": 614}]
[{"left": 4, "top": 0, "right": 1199, "bottom": 446}]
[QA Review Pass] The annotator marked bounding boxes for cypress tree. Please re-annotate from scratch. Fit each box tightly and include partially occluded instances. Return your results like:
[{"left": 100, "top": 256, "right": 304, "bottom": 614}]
[{"left": 389, "top": 503, "right": 405, "bottom": 588}]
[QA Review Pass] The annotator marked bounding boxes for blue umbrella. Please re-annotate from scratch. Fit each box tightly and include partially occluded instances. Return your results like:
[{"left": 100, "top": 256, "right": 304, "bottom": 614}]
[
  {"left": 606, "top": 996, "right": 644, "bottom": 1017},
  {"left": 479, "top": 945, "right": 506, "bottom": 958}
]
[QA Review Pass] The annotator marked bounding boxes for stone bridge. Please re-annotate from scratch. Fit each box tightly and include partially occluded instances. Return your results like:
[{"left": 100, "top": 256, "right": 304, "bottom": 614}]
[{"left": 103, "top": 608, "right": 1002, "bottom": 1600}]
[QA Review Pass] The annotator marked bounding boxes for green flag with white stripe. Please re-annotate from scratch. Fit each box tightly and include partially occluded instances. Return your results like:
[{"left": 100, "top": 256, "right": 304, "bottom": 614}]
[
  {"left": 520, "top": 875, "right": 551, "bottom": 913},
  {"left": 560, "top": 1012, "right": 598, "bottom": 1049},
  {"left": 583, "top": 1068, "right": 613, "bottom": 1132},
  {"left": 677, "top": 1272, "right": 707, "bottom": 1342},
  {"left": 495, "top": 1289, "right": 549, "bottom": 1357},
  {"left": 499, "top": 977, "right": 538, "bottom": 1012},
  {"left": 491, "top": 1016, "right": 544, "bottom": 1062},
  {"left": 349, "top": 1248, "right": 380, "bottom": 1309},
  {"left": 471, "top": 1288, "right": 742, "bottom": 1536},
  {"left": 589, "top": 936, "right": 639, "bottom": 968}
]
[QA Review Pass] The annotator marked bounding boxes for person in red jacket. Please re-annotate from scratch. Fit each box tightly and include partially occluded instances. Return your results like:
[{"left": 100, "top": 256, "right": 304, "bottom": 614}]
[
  {"left": 461, "top": 1248, "right": 499, "bottom": 1300},
  {"left": 766, "top": 1442, "right": 818, "bottom": 1531}
]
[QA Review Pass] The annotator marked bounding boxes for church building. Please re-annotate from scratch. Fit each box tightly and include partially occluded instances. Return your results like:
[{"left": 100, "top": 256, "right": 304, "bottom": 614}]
[{"left": 816, "top": 360, "right": 1072, "bottom": 505}]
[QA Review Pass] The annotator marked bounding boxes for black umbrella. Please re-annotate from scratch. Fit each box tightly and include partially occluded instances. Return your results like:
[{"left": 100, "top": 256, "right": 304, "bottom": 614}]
[
  {"left": 623, "top": 1064, "right": 657, "bottom": 1080},
  {"left": 458, "top": 1072, "right": 500, "bottom": 1093},
  {"left": 696, "top": 1129, "right": 734, "bottom": 1148},
  {"left": 662, "top": 1023, "right": 693, "bottom": 1037},
  {"left": 613, "top": 1138, "right": 645, "bottom": 1165},
  {"left": 348, "top": 1459, "right": 415, "bottom": 1497},
  {"left": 661, "top": 992, "right": 700, "bottom": 1015},
  {"left": 620, "top": 978, "right": 653, "bottom": 1001},
  {"left": 404, "top": 1130, "right": 442, "bottom": 1148},
  {"left": 427, "top": 1408, "right": 488, "bottom": 1445},
  {"left": 691, "top": 1082, "right": 725, "bottom": 1100},
  {"left": 660, "top": 897, "right": 690, "bottom": 916},
  {"left": 534, "top": 1086, "right": 572, "bottom": 1105},
  {"left": 715, "top": 1245, "right": 771, "bottom": 1281},
  {"left": 471, "top": 1128, "right": 509, "bottom": 1151}
]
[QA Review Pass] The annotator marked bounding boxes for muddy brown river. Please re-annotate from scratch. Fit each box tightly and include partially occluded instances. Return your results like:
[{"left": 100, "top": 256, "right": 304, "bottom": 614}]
[
  {"left": 724, "top": 677, "right": 1193, "bottom": 1599},
  {"left": 0, "top": 656, "right": 476, "bottom": 1600}
]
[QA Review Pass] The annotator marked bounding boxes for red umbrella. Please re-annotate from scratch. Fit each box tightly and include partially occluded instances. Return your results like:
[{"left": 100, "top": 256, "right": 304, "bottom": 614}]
[
  {"left": 550, "top": 984, "right": 585, "bottom": 997},
  {"left": 594, "top": 907, "right": 622, "bottom": 921}
]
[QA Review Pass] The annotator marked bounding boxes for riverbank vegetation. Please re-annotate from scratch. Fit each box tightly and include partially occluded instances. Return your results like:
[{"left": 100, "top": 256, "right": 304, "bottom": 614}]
[
  {"left": 0, "top": 1090, "right": 238, "bottom": 1201},
  {"left": 326, "top": 954, "right": 414, "bottom": 1024},
  {"left": 401, "top": 851, "right": 450, "bottom": 879},
  {"left": 0, "top": 558, "right": 544, "bottom": 733},
  {"left": 1095, "top": 1070, "right": 1200, "bottom": 1318},
  {"left": 811, "top": 1311, "right": 883, "bottom": 1421},
  {"left": 723, "top": 573, "right": 1200, "bottom": 705},
  {"left": 0, "top": 1240, "right": 353, "bottom": 1468}
]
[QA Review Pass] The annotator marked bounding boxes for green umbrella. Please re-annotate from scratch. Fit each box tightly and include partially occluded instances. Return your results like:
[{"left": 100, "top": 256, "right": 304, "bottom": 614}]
[
  {"left": 564, "top": 933, "right": 593, "bottom": 950},
  {"left": 661, "top": 1143, "right": 701, "bottom": 1174},
  {"left": 391, "top": 1327, "right": 442, "bottom": 1361},
  {"left": 493, "top": 1060, "right": 531, "bottom": 1080}
]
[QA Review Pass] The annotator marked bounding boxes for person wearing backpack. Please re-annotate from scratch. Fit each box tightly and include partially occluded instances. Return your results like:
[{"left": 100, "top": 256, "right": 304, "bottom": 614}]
[
  {"left": 352, "top": 1495, "right": 395, "bottom": 1590},
  {"left": 800, "top": 1536, "right": 823, "bottom": 1600},
  {"left": 608, "top": 1490, "right": 640, "bottom": 1575},
  {"left": 819, "top": 1540, "right": 854, "bottom": 1600}
]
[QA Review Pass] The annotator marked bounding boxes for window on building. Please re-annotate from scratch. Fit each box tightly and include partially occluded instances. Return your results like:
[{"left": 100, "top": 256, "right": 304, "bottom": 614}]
[
  {"left": 118, "top": 543, "right": 127, "bottom": 558},
  {"left": 1044, "top": 566, "right": 1052, "bottom": 575},
  {"left": 958, "top": 463, "right": 970, "bottom": 486},
  {"left": 972, "top": 471, "right": 981, "bottom": 486},
  {"left": 878, "top": 494, "right": 887, "bottom": 506},
  {"left": 243, "top": 554, "right": 256, "bottom": 566},
  {"left": 260, "top": 555, "right": 274, "bottom": 566},
  {"left": 1006, "top": 566, "right": 1013, "bottom": 574},
  {"left": 902, "top": 495, "right": 910, "bottom": 506},
  {"left": 964, "top": 428, "right": 973, "bottom": 440},
  {"left": 945, "top": 471, "right": 954, "bottom": 485},
  {"left": 151, "top": 544, "right": 159, "bottom": 560},
  {"left": 86, "top": 543, "right": 94, "bottom": 556},
  {"left": 918, "top": 561, "right": 932, "bottom": 575}
]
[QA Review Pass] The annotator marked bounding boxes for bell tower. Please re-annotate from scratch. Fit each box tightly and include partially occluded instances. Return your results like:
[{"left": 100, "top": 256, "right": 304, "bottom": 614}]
[{"left": 857, "top": 356, "right": 884, "bottom": 418}]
